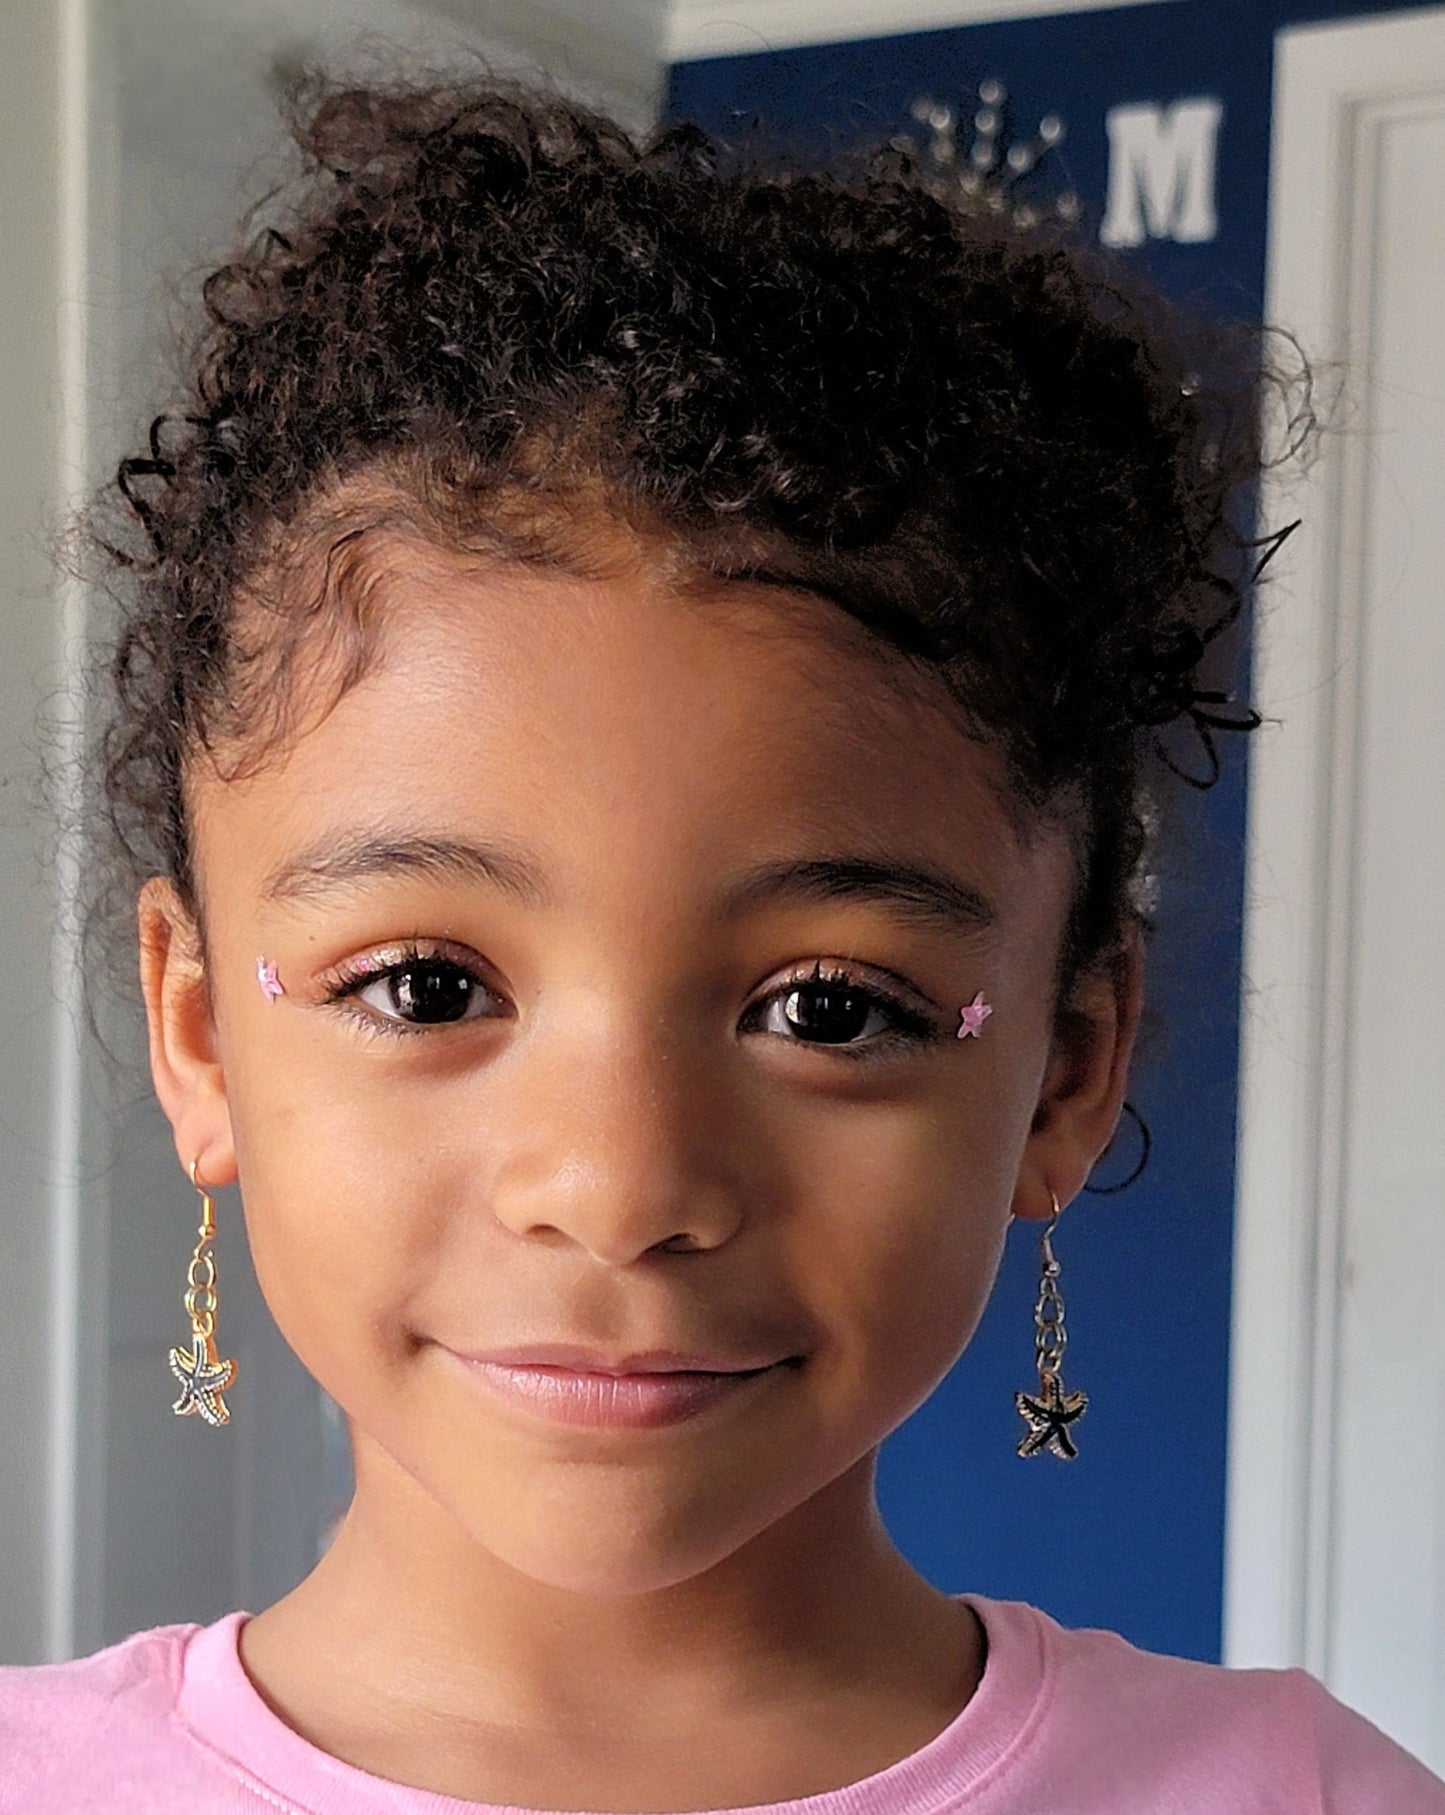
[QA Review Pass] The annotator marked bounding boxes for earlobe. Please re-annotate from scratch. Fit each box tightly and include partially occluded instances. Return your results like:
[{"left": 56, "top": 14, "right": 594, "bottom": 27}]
[
  {"left": 137, "top": 877, "right": 237, "bottom": 1187},
  {"left": 1015, "top": 931, "right": 1144, "bottom": 1220}
]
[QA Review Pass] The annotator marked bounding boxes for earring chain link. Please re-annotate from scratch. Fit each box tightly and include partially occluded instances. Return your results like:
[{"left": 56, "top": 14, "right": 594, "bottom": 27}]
[
  {"left": 1033, "top": 1214, "right": 1068, "bottom": 1384},
  {"left": 184, "top": 1160, "right": 218, "bottom": 1342}
]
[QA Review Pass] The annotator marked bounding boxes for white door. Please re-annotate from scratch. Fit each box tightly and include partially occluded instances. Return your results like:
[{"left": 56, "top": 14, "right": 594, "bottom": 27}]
[{"left": 1227, "top": 5, "right": 1445, "bottom": 1775}]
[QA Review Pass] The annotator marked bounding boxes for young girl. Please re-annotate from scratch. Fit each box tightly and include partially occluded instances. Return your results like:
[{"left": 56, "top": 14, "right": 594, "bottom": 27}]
[{"left": 4, "top": 71, "right": 1441, "bottom": 1814}]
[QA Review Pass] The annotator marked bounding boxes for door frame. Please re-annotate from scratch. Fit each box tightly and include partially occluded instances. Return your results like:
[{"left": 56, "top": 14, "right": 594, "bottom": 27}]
[{"left": 1224, "top": 2, "right": 1445, "bottom": 1678}]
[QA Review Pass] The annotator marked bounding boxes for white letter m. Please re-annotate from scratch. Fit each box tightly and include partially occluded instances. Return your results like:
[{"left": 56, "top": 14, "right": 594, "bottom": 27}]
[{"left": 1101, "top": 98, "right": 1223, "bottom": 248}]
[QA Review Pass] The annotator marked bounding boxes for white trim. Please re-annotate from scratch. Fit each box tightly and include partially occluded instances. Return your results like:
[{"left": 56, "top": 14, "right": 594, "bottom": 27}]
[
  {"left": 1224, "top": 4, "right": 1445, "bottom": 1674},
  {"left": 667, "top": 0, "right": 1182, "bottom": 63},
  {"left": 43, "top": 0, "right": 91, "bottom": 1665}
]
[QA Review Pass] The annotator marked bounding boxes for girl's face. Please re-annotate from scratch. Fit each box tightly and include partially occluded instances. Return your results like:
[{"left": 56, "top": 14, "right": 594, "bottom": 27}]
[{"left": 142, "top": 528, "right": 1135, "bottom": 1596}]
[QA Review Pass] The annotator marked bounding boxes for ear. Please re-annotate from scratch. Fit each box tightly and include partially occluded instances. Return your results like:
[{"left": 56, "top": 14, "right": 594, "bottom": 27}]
[
  {"left": 1014, "top": 928, "right": 1143, "bottom": 1221},
  {"left": 138, "top": 876, "right": 237, "bottom": 1188}
]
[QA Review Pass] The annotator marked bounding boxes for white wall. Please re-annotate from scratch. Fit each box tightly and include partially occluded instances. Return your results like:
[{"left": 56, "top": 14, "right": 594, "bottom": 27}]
[{"left": 0, "top": 0, "right": 88, "bottom": 1670}]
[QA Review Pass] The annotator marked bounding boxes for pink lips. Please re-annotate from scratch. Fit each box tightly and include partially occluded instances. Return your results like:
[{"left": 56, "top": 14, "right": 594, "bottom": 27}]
[{"left": 451, "top": 1344, "right": 794, "bottom": 1430}]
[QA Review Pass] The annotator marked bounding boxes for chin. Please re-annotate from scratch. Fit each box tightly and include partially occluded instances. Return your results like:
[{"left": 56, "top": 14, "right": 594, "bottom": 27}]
[
  {"left": 424, "top": 1450, "right": 808, "bottom": 1597},
  {"left": 468, "top": 1508, "right": 761, "bottom": 1598}
]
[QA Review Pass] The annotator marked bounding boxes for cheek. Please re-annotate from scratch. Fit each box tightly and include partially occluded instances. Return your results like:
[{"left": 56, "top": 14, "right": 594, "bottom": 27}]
[
  {"left": 224, "top": 1040, "right": 457, "bottom": 1398},
  {"left": 779, "top": 1050, "right": 1037, "bottom": 1416}
]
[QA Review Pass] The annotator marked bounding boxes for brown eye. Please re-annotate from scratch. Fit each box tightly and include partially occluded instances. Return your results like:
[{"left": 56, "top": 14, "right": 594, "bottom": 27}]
[
  {"left": 744, "top": 964, "right": 938, "bottom": 1053},
  {"left": 357, "top": 959, "right": 492, "bottom": 1026},
  {"left": 777, "top": 979, "right": 884, "bottom": 1045}
]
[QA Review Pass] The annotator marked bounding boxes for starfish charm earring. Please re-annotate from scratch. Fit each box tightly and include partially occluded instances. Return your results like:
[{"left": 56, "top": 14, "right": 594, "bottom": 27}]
[
  {"left": 169, "top": 1332, "right": 238, "bottom": 1425},
  {"left": 1014, "top": 1193, "right": 1086, "bottom": 1459},
  {"left": 1016, "top": 1372, "right": 1088, "bottom": 1460},
  {"left": 167, "top": 1158, "right": 237, "bottom": 1427}
]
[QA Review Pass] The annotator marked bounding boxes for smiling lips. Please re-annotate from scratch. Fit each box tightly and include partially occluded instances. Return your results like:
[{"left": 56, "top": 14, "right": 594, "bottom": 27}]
[{"left": 451, "top": 1344, "right": 797, "bottom": 1429}]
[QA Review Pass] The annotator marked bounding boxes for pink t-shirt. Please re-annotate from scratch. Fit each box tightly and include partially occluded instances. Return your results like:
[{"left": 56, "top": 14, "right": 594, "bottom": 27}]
[{"left": 2, "top": 1595, "right": 1442, "bottom": 1813}]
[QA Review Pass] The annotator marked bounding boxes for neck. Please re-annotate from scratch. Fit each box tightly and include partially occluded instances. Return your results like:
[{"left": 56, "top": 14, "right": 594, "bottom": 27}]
[{"left": 241, "top": 1434, "right": 980, "bottom": 1750}]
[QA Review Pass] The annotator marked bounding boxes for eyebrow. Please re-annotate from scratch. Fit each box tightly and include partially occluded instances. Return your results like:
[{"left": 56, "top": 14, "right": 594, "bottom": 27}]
[
  {"left": 262, "top": 833, "right": 995, "bottom": 938},
  {"left": 262, "top": 833, "right": 549, "bottom": 908},
  {"left": 719, "top": 855, "right": 994, "bottom": 938}
]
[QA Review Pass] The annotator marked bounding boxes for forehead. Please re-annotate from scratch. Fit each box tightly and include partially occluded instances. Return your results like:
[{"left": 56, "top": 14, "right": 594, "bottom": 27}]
[{"left": 190, "top": 535, "right": 1064, "bottom": 916}]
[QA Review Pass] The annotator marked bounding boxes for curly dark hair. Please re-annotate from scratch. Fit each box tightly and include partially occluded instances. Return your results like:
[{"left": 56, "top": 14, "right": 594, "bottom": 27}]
[{"left": 90, "top": 69, "right": 1300, "bottom": 1001}]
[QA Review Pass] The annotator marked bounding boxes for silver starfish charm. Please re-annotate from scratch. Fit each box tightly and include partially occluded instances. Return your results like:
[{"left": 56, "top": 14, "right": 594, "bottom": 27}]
[
  {"left": 169, "top": 1334, "right": 237, "bottom": 1426},
  {"left": 1015, "top": 1374, "right": 1087, "bottom": 1459}
]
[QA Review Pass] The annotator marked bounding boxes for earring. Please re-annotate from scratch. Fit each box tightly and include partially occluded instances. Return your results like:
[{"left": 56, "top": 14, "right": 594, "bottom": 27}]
[
  {"left": 167, "top": 1158, "right": 238, "bottom": 1426},
  {"left": 1014, "top": 1193, "right": 1087, "bottom": 1459}
]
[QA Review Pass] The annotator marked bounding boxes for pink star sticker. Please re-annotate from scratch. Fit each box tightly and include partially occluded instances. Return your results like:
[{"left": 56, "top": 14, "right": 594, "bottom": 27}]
[
  {"left": 956, "top": 990, "right": 992, "bottom": 1038},
  {"left": 256, "top": 957, "right": 285, "bottom": 1003}
]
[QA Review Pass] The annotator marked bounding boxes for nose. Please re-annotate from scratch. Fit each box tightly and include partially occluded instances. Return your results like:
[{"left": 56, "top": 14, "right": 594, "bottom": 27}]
[{"left": 488, "top": 1015, "right": 749, "bottom": 1265}]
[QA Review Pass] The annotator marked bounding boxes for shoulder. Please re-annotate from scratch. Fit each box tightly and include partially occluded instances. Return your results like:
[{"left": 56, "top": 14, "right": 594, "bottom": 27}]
[
  {"left": 0, "top": 1620, "right": 250, "bottom": 1813},
  {"left": 967, "top": 1597, "right": 1445, "bottom": 1812},
  {"left": 0, "top": 1621, "right": 190, "bottom": 1734}
]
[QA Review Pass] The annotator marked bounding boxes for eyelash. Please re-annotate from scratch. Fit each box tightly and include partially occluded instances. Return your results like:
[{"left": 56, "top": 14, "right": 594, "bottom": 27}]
[{"left": 320, "top": 944, "right": 943, "bottom": 1059}]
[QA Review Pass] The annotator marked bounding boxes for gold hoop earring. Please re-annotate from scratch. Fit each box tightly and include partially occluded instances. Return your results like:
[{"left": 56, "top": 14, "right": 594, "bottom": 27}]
[
  {"left": 1014, "top": 1192, "right": 1087, "bottom": 1460},
  {"left": 167, "top": 1157, "right": 238, "bottom": 1426}
]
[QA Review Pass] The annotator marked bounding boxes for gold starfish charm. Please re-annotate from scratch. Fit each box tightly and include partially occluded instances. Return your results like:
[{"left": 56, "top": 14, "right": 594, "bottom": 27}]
[
  {"left": 169, "top": 1333, "right": 237, "bottom": 1426},
  {"left": 1015, "top": 1373, "right": 1087, "bottom": 1459}
]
